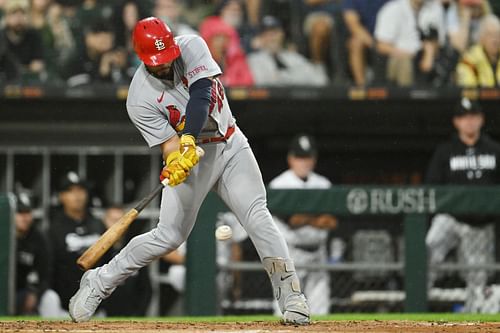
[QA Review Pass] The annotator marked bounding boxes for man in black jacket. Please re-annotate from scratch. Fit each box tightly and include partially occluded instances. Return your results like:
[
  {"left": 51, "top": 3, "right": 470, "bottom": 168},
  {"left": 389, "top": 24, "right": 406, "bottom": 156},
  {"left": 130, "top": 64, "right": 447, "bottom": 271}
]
[
  {"left": 14, "top": 192, "right": 68, "bottom": 317},
  {"left": 426, "top": 98, "right": 500, "bottom": 312},
  {"left": 48, "top": 172, "right": 104, "bottom": 311},
  {"left": 15, "top": 192, "right": 50, "bottom": 315}
]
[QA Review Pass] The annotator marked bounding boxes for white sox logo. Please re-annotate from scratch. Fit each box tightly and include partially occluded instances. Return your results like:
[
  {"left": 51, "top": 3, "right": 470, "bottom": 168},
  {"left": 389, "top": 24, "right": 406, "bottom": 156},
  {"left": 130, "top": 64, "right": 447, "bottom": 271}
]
[{"left": 155, "top": 39, "right": 166, "bottom": 51}]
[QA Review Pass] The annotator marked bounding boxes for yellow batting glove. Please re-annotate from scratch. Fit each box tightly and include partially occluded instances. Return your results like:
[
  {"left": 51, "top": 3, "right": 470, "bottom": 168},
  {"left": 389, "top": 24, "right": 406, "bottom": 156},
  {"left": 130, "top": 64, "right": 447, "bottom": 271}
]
[
  {"left": 166, "top": 150, "right": 193, "bottom": 172},
  {"left": 180, "top": 134, "right": 200, "bottom": 167},
  {"left": 161, "top": 161, "right": 189, "bottom": 187}
]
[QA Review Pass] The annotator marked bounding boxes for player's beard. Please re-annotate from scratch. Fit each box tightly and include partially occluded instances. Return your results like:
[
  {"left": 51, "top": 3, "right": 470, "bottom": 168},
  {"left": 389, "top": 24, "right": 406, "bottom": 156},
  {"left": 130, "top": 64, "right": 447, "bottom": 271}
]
[{"left": 146, "top": 64, "right": 174, "bottom": 81}]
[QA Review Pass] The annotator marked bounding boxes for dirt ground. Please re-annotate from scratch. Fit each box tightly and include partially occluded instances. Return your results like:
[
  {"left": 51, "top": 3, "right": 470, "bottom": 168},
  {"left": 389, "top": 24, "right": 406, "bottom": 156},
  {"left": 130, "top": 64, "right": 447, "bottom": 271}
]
[{"left": 2, "top": 320, "right": 500, "bottom": 333}]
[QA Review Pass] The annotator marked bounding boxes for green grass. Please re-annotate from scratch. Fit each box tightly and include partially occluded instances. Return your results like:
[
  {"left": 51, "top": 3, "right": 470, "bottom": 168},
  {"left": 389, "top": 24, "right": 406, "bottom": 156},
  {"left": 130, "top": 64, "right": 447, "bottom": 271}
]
[{"left": 2, "top": 313, "right": 500, "bottom": 322}]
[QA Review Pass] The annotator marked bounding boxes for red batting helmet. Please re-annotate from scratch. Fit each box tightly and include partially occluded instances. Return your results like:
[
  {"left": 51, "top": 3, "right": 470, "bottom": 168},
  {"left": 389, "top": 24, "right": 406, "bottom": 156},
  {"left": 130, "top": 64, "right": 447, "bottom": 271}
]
[{"left": 133, "top": 17, "right": 181, "bottom": 66}]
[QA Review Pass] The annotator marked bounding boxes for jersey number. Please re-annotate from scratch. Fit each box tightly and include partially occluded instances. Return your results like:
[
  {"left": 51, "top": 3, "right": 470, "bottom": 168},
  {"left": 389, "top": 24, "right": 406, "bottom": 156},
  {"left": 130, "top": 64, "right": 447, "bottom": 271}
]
[{"left": 208, "top": 79, "right": 224, "bottom": 115}]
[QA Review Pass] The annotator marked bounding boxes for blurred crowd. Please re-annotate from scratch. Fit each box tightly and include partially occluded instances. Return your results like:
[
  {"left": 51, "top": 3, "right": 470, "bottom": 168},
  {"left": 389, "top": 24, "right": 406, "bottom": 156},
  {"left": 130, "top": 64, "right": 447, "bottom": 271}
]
[{"left": 0, "top": 0, "right": 499, "bottom": 88}]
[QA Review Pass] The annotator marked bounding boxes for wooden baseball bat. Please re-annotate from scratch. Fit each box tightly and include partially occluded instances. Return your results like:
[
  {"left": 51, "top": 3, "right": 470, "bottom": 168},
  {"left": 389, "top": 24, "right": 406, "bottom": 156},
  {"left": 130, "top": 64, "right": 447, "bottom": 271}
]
[
  {"left": 77, "top": 182, "right": 164, "bottom": 271},
  {"left": 77, "top": 147, "right": 204, "bottom": 271}
]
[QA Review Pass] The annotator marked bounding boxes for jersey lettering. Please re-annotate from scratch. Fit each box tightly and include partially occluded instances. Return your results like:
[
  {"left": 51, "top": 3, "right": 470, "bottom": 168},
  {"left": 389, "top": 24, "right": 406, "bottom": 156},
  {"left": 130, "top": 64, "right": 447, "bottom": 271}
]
[{"left": 188, "top": 65, "right": 208, "bottom": 78}]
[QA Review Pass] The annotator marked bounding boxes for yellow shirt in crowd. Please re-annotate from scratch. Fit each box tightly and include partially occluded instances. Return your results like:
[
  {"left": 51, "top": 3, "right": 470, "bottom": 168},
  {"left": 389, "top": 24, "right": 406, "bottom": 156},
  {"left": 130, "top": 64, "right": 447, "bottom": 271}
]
[{"left": 456, "top": 45, "right": 500, "bottom": 87}]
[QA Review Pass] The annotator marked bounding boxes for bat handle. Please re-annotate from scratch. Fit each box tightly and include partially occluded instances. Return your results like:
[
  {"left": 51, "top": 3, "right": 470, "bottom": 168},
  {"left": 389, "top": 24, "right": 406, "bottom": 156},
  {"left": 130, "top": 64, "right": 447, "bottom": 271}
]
[
  {"left": 159, "top": 146, "right": 205, "bottom": 187},
  {"left": 134, "top": 183, "right": 164, "bottom": 212}
]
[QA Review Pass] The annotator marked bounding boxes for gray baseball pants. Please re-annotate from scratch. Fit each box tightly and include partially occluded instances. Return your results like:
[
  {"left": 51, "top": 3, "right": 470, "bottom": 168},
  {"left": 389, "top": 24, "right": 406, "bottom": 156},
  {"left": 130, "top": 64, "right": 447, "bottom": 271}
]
[{"left": 95, "top": 127, "right": 290, "bottom": 294}]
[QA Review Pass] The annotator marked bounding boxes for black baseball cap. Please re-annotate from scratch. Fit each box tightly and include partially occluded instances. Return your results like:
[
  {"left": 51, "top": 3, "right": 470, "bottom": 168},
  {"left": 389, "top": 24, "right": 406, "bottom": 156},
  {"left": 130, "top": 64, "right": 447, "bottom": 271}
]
[
  {"left": 59, "top": 171, "right": 88, "bottom": 192},
  {"left": 288, "top": 134, "right": 317, "bottom": 157},
  {"left": 14, "top": 192, "right": 32, "bottom": 213},
  {"left": 86, "top": 21, "right": 113, "bottom": 35},
  {"left": 454, "top": 98, "right": 482, "bottom": 117},
  {"left": 260, "top": 16, "right": 282, "bottom": 33}
]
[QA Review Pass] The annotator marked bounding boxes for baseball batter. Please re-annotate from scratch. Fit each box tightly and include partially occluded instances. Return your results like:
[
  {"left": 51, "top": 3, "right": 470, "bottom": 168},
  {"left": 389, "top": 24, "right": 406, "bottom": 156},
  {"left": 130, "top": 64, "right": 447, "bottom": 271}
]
[{"left": 69, "top": 17, "right": 310, "bottom": 325}]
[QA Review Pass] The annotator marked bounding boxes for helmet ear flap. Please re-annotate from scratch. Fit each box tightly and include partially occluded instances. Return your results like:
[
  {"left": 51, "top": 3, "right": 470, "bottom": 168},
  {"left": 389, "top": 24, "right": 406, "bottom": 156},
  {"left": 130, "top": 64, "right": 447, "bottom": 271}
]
[{"left": 132, "top": 17, "right": 181, "bottom": 66}]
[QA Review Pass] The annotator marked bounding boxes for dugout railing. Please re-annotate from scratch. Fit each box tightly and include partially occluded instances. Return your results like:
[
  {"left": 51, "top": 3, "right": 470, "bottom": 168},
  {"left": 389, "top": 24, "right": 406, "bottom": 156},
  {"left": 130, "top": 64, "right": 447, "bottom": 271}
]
[
  {"left": 2, "top": 187, "right": 500, "bottom": 315},
  {"left": 187, "top": 186, "right": 500, "bottom": 316}
]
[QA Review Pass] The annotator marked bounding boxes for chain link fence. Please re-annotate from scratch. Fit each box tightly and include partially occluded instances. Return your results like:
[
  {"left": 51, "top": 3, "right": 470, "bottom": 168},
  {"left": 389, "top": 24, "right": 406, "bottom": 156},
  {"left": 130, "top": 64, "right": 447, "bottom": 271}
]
[{"left": 215, "top": 212, "right": 500, "bottom": 314}]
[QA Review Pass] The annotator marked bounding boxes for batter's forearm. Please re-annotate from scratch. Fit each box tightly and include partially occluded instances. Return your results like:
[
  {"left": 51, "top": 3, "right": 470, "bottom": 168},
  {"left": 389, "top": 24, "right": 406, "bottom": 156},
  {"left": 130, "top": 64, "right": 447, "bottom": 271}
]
[
  {"left": 160, "top": 135, "right": 181, "bottom": 160},
  {"left": 183, "top": 78, "right": 212, "bottom": 138}
]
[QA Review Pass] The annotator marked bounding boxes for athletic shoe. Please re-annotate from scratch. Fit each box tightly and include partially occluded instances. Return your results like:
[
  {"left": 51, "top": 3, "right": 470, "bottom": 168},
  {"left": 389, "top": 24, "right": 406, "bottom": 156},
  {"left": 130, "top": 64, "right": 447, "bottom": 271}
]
[{"left": 69, "top": 270, "right": 103, "bottom": 322}]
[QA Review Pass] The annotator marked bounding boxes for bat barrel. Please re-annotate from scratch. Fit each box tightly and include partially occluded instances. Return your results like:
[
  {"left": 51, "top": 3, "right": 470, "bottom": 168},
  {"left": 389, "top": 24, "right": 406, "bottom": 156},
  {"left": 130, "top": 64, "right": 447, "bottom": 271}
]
[{"left": 77, "top": 209, "right": 139, "bottom": 271}]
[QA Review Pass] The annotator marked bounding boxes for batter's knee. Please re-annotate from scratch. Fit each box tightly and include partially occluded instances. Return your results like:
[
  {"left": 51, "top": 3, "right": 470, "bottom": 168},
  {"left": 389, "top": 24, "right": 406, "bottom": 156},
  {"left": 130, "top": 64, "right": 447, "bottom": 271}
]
[
  {"left": 153, "top": 227, "right": 185, "bottom": 253},
  {"left": 242, "top": 198, "right": 273, "bottom": 233}
]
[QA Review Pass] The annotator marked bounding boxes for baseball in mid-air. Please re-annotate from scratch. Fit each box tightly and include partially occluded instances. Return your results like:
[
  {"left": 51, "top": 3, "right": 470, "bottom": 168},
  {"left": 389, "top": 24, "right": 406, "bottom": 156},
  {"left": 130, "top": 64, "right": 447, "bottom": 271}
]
[{"left": 215, "top": 225, "right": 232, "bottom": 240}]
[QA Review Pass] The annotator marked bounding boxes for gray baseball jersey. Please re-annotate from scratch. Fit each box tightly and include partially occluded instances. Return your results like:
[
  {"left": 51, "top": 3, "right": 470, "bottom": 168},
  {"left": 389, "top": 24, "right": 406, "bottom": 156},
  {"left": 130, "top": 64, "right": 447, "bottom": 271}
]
[
  {"left": 93, "top": 35, "right": 295, "bottom": 300},
  {"left": 126, "top": 35, "right": 235, "bottom": 146}
]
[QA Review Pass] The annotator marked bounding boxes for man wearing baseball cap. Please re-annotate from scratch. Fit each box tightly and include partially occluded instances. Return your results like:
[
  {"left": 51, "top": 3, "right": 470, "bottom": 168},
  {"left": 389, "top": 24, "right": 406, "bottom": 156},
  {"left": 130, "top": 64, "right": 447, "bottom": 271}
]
[
  {"left": 69, "top": 17, "right": 310, "bottom": 325},
  {"left": 49, "top": 172, "right": 104, "bottom": 314},
  {"left": 269, "top": 134, "right": 337, "bottom": 315},
  {"left": 14, "top": 192, "right": 50, "bottom": 315},
  {"left": 13, "top": 192, "right": 68, "bottom": 317},
  {"left": 426, "top": 98, "right": 500, "bottom": 312}
]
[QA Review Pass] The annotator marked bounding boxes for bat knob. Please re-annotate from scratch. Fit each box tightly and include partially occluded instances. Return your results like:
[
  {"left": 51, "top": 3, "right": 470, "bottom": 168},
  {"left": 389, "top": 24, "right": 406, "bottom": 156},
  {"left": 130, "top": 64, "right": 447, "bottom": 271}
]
[{"left": 196, "top": 146, "right": 205, "bottom": 157}]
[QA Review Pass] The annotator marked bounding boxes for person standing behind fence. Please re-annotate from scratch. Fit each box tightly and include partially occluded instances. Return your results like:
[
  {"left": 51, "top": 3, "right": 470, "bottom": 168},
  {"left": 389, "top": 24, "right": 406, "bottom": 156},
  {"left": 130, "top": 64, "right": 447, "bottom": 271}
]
[
  {"left": 13, "top": 192, "right": 66, "bottom": 317},
  {"left": 48, "top": 172, "right": 104, "bottom": 312},
  {"left": 425, "top": 98, "right": 500, "bottom": 312},
  {"left": 269, "top": 134, "right": 337, "bottom": 315}
]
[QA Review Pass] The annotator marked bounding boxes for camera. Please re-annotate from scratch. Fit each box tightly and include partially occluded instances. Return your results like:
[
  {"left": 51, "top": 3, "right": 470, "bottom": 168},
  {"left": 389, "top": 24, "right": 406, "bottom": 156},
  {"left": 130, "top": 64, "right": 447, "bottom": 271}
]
[{"left": 420, "top": 26, "right": 439, "bottom": 42}]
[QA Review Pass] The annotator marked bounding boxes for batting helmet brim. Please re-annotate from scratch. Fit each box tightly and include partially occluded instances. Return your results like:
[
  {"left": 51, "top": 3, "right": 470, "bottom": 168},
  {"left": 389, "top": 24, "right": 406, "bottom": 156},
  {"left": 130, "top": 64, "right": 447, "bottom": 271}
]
[{"left": 139, "top": 44, "right": 181, "bottom": 66}]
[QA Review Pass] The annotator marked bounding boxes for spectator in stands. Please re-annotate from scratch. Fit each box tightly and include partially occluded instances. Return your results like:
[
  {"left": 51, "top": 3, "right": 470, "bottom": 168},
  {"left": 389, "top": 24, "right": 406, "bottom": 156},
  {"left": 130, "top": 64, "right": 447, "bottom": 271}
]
[
  {"left": 342, "top": 0, "right": 389, "bottom": 86},
  {"left": 14, "top": 192, "right": 66, "bottom": 317},
  {"left": 258, "top": 0, "right": 297, "bottom": 48},
  {"left": 447, "top": 0, "right": 492, "bottom": 53},
  {"left": 0, "top": 25, "right": 19, "bottom": 82},
  {"left": 100, "top": 205, "right": 152, "bottom": 316},
  {"left": 0, "top": 0, "right": 46, "bottom": 81},
  {"left": 29, "top": 0, "right": 76, "bottom": 80},
  {"left": 268, "top": 134, "right": 337, "bottom": 315},
  {"left": 248, "top": 16, "right": 328, "bottom": 87},
  {"left": 456, "top": 14, "right": 500, "bottom": 87},
  {"left": 54, "top": 0, "right": 81, "bottom": 39},
  {"left": 301, "top": 0, "right": 337, "bottom": 74},
  {"left": 199, "top": 0, "right": 254, "bottom": 87},
  {"left": 74, "top": 0, "right": 113, "bottom": 36},
  {"left": 375, "top": 0, "right": 446, "bottom": 87},
  {"left": 154, "top": 0, "right": 198, "bottom": 36},
  {"left": 48, "top": 171, "right": 104, "bottom": 312},
  {"left": 63, "top": 22, "right": 127, "bottom": 85},
  {"left": 426, "top": 98, "right": 500, "bottom": 312},
  {"left": 113, "top": 0, "right": 146, "bottom": 79}
]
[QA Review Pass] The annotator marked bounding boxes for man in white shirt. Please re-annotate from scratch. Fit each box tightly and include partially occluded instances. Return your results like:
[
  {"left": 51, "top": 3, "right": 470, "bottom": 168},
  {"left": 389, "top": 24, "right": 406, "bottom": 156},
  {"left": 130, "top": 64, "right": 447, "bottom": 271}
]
[
  {"left": 375, "top": 0, "right": 445, "bottom": 86},
  {"left": 269, "top": 134, "right": 337, "bottom": 315}
]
